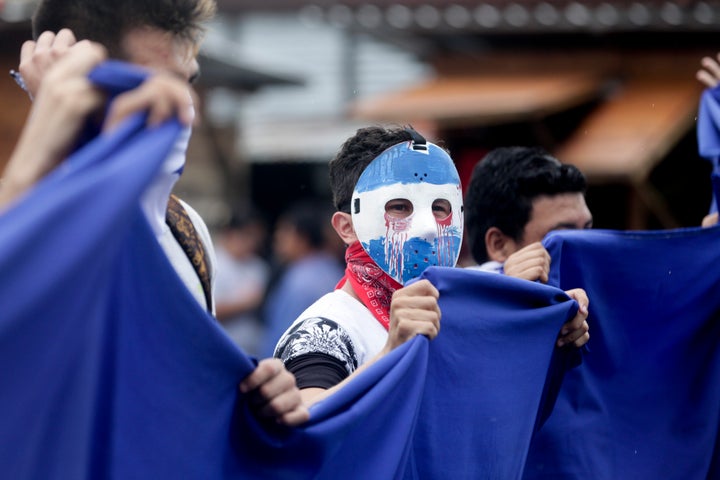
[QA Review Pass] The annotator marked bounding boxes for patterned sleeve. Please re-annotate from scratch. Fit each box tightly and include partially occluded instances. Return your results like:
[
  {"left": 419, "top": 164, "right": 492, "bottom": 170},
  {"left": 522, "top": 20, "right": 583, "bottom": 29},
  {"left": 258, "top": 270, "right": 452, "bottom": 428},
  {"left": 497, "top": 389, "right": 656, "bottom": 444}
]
[{"left": 274, "top": 317, "right": 359, "bottom": 376}]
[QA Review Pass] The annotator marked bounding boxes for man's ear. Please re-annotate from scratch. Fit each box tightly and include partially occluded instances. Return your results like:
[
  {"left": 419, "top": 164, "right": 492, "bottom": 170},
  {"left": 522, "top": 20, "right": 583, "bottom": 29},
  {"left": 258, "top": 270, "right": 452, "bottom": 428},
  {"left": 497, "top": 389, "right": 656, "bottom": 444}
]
[
  {"left": 484, "top": 226, "right": 517, "bottom": 263},
  {"left": 331, "top": 211, "right": 358, "bottom": 245}
]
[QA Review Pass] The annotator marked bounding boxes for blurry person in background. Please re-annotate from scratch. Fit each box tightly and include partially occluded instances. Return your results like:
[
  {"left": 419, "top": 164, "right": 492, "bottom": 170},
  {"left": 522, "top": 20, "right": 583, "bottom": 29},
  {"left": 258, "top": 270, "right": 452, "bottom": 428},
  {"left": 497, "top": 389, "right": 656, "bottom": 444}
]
[
  {"left": 260, "top": 199, "right": 345, "bottom": 358},
  {"left": 213, "top": 210, "right": 270, "bottom": 357}
]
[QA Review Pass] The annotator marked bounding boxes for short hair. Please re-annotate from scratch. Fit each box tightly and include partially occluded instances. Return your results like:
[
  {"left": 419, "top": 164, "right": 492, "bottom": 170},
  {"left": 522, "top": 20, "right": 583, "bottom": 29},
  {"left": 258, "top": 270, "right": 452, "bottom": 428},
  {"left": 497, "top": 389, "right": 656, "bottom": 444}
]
[
  {"left": 329, "top": 126, "right": 413, "bottom": 213},
  {"left": 464, "top": 146, "right": 587, "bottom": 264},
  {"left": 32, "top": 0, "right": 216, "bottom": 57}
]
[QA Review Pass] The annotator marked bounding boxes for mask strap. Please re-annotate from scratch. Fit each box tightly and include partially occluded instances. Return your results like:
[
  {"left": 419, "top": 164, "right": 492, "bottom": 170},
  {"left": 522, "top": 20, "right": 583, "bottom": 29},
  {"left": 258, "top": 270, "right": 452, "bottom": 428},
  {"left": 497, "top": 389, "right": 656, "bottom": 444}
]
[{"left": 405, "top": 126, "right": 428, "bottom": 152}]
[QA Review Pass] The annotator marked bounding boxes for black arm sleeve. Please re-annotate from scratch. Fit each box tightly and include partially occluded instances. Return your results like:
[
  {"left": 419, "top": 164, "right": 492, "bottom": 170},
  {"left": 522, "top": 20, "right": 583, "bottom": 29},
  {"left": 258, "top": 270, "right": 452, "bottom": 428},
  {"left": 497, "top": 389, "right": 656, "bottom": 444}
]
[{"left": 285, "top": 352, "right": 350, "bottom": 390}]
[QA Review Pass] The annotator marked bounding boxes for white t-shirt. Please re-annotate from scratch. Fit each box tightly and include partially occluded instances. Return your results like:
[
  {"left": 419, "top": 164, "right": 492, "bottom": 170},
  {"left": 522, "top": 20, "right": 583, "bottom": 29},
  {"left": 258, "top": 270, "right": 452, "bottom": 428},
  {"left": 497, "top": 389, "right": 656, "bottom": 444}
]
[
  {"left": 274, "top": 289, "right": 387, "bottom": 375},
  {"left": 466, "top": 261, "right": 504, "bottom": 274}
]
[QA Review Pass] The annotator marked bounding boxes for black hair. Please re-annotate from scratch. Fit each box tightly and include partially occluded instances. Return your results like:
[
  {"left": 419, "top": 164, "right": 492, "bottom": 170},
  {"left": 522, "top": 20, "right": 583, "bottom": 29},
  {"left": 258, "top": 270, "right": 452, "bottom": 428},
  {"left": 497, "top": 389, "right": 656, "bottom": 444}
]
[
  {"left": 329, "top": 126, "right": 414, "bottom": 212},
  {"left": 32, "top": 0, "right": 216, "bottom": 58},
  {"left": 464, "top": 146, "right": 587, "bottom": 264}
]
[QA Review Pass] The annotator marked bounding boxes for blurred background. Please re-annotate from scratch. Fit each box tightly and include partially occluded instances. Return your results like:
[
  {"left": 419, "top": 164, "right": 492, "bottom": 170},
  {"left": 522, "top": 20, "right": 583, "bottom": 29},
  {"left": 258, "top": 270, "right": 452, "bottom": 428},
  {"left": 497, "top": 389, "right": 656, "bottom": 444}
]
[
  {"left": 3, "top": 0, "right": 718, "bottom": 353},
  {"left": 1, "top": 0, "right": 718, "bottom": 232}
]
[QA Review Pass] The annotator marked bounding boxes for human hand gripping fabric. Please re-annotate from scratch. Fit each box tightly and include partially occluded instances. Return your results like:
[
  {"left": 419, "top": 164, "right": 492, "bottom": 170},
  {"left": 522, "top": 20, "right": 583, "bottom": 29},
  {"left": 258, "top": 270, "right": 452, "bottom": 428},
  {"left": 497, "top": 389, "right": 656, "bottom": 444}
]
[
  {"left": 239, "top": 358, "right": 310, "bottom": 427},
  {"left": 2, "top": 41, "right": 196, "bottom": 210},
  {"left": 382, "top": 279, "right": 442, "bottom": 355},
  {"left": 502, "top": 242, "right": 551, "bottom": 283},
  {"left": 1, "top": 40, "right": 107, "bottom": 208},
  {"left": 18, "top": 29, "right": 80, "bottom": 99},
  {"left": 557, "top": 288, "right": 590, "bottom": 348}
]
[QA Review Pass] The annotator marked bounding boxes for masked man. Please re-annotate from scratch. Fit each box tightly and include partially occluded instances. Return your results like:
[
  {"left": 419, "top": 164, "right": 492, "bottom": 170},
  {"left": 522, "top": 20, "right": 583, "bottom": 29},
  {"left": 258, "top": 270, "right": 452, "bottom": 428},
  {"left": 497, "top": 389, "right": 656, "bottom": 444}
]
[{"left": 273, "top": 126, "right": 462, "bottom": 404}]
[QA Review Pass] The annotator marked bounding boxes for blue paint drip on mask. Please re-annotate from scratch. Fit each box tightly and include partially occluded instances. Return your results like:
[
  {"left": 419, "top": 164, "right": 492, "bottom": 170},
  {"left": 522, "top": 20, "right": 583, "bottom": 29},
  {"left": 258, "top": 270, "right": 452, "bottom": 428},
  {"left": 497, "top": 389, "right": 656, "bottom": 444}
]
[{"left": 363, "top": 235, "right": 462, "bottom": 284}]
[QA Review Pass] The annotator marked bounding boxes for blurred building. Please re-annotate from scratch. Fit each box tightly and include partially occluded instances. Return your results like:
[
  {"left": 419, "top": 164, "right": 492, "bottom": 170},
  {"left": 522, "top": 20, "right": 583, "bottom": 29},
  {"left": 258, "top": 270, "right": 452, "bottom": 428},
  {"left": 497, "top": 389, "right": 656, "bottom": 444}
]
[
  {"left": 2, "top": 1, "right": 716, "bottom": 230},
  {"left": 215, "top": 0, "right": 718, "bottom": 230}
]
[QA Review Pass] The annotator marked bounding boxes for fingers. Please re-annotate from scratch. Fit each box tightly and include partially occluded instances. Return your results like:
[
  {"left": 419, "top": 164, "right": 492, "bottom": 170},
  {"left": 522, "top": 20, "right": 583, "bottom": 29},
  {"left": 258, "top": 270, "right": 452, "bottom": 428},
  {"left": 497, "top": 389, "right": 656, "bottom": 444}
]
[
  {"left": 697, "top": 70, "right": 717, "bottom": 89},
  {"left": 19, "top": 29, "right": 79, "bottom": 97},
  {"left": 564, "top": 288, "right": 589, "bottom": 315},
  {"left": 103, "top": 74, "right": 194, "bottom": 132},
  {"left": 558, "top": 319, "right": 590, "bottom": 348},
  {"left": 386, "top": 280, "right": 442, "bottom": 350},
  {"left": 503, "top": 242, "right": 551, "bottom": 282},
  {"left": 701, "top": 212, "right": 718, "bottom": 228},
  {"left": 42, "top": 40, "right": 106, "bottom": 83},
  {"left": 239, "top": 358, "right": 309, "bottom": 426},
  {"left": 557, "top": 288, "right": 590, "bottom": 348},
  {"left": 3, "top": 40, "right": 109, "bottom": 202},
  {"left": 399, "top": 278, "right": 440, "bottom": 298},
  {"left": 239, "top": 357, "right": 283, "bottom": 393}
]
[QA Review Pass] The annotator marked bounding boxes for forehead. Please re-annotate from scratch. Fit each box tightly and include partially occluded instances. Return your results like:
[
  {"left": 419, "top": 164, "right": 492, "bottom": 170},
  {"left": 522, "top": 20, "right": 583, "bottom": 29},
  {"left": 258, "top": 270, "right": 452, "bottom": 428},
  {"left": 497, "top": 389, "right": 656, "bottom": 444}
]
[
  {"left": 525, "top": 193, "right": 591, "bottom": 238},
  {"left": 120, "top": 27, "right": 198, "bottom": 80}
]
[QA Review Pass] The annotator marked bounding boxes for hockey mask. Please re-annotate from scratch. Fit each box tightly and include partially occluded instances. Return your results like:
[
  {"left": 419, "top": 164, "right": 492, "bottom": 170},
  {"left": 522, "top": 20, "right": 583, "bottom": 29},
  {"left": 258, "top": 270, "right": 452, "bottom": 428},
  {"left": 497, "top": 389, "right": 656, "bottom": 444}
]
[{"left": 350, "top": 132, "right": 463, "bottom": 285}]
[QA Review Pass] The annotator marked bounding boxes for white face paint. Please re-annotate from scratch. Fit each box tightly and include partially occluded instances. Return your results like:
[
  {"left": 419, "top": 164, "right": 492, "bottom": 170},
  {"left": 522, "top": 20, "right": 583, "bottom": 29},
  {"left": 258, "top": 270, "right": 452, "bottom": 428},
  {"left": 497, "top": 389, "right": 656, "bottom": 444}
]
[{"left": 351, "top": 140, "right": 463, "bottom": 284}]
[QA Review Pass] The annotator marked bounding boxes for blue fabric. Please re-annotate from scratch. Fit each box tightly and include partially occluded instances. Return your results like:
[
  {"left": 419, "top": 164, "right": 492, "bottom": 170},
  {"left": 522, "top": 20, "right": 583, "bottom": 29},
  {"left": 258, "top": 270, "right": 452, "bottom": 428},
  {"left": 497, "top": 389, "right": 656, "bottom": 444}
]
[
  {"left": 523, "top": 227, "right": 720, "bottom": 479},
  {"left": 0, "top": 68, "right": 583, "bottom": 479},
  {"left": 696, "top": 86, "right": 720, "bottom": 213},
  {"left": 409, "top": 268, "right": 580, "bottom": 480},
  {"left": 0, "top": 60, "right": 426, "bottom": 479},
  {"left": 17, "top": 59, "right": 716, "bottom": 480}
]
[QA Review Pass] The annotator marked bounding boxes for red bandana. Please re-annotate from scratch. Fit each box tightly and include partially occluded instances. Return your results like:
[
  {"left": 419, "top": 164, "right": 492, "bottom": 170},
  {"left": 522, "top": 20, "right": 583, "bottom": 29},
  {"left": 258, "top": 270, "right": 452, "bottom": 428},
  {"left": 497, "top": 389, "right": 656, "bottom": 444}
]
[{"left": 336, "top": 241, "right": 402, "bottom": 331}]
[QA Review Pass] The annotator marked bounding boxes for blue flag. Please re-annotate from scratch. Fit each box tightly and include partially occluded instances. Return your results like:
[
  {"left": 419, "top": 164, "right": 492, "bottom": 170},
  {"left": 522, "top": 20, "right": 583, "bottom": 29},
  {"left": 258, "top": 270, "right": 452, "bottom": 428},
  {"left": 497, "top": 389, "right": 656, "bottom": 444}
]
[
  {"left": 0, "top": 64, "right": 584, "bottom": 478},
  {"left": 523, "top": 227, "right": 720, "bottom": 479},
  {"left": 14, "top": 60, "right": 712, "bottom": 480},
  {"left": 409, "top": 268, "right": 580, "bottom": 479}
]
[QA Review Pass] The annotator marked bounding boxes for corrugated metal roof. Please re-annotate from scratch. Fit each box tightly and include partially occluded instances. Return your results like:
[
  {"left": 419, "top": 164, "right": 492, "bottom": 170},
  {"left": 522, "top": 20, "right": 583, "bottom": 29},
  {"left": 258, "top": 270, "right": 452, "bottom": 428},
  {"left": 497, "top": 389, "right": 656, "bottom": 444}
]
[{"left": 217, "top": 1, "right": 720, "bottom": 32}]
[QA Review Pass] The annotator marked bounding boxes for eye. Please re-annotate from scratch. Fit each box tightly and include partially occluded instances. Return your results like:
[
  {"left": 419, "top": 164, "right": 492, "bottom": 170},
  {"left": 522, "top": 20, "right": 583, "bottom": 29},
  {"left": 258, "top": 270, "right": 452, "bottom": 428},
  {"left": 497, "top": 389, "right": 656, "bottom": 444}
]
[
  {"left": 432, "top": 199, "right": 451, "bottom": 220},
  {"left": 385, "top": 199, "right": 413, "bottom": 218}
]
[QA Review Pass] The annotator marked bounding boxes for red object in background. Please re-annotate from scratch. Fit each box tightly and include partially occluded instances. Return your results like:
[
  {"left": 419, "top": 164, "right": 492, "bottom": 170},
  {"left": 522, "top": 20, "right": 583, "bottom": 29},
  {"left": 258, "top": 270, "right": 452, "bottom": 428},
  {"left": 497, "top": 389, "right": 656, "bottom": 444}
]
[{"left": 456, "top": 147, "right": 488, "bottom": 196}]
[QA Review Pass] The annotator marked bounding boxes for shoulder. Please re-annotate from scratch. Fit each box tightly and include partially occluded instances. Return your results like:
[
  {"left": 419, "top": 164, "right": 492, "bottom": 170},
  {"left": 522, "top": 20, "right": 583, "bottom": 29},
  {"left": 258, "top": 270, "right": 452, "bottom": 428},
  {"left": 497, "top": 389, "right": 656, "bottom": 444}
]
[
  {"left": 274, "top": 290, "right": 386, "bottom": 368},
  {"left": 275, "top": 316, "right": 359, "bottom": 373}
]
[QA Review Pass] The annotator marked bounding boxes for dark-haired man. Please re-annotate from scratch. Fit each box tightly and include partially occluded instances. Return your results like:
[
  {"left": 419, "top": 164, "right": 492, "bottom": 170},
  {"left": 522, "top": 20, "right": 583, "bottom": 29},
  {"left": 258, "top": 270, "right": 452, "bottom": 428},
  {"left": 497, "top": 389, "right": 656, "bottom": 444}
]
[
  {"left": 273, "top": 126, "right": 454, "bottom": 404},
  {"left": 464, "top": 146, "right": 592, "bottom": 347},
  {"left": 14, "top": 0, "right": 308, "bottom": 426}
]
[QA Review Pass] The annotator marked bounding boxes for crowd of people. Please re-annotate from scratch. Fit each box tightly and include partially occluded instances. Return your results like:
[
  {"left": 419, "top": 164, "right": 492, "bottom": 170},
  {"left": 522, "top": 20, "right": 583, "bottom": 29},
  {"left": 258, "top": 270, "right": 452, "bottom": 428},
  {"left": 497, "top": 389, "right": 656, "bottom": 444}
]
[{"left": 2, "top": 0, "right": 720, "bottom": 476}]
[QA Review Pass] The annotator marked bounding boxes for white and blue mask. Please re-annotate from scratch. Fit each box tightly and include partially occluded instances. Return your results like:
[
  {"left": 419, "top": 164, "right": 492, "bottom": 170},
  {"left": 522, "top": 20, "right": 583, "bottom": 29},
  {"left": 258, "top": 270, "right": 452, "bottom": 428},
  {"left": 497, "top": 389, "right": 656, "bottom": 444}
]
[{"left": 351, "top": 135, "right": 463, "bottom": 285}]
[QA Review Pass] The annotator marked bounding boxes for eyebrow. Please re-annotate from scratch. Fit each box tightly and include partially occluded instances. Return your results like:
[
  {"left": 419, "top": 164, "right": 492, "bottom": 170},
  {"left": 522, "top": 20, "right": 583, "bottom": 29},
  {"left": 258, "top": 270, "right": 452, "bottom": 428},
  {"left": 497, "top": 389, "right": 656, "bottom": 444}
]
[{"left": 552, "top": 219, "right": 594, "bottom": 230}]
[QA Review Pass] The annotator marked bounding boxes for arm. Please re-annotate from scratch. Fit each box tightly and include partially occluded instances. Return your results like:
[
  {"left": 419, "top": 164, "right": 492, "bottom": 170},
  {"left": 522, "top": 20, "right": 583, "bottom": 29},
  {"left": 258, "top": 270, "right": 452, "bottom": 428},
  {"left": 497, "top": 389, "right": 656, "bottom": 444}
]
[
  {"left": 2, "top": 43, "right": 195, "bottom": 210},
  {"left": 557, "top": 288, "right": 590, "bottom": 348},
  {"left": 299, "top": 279, "right": 441, "bottom": 406},
  {"left": 502, "top": 242, "right": 551, "bottom": 283},
  {"left": 1, "top": 40, "right": 106, "bottom": 208}
]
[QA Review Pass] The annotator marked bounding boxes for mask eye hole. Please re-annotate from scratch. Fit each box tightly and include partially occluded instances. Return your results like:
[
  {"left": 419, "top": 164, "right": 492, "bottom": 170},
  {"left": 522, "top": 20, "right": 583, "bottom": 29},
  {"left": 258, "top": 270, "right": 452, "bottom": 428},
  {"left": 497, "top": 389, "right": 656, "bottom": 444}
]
[
  {"left": 432, "top": 199, "right": 451, "bottom": 220},
  {"left": 385, "top": 198, "right": 413, "bottom": 219}
]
